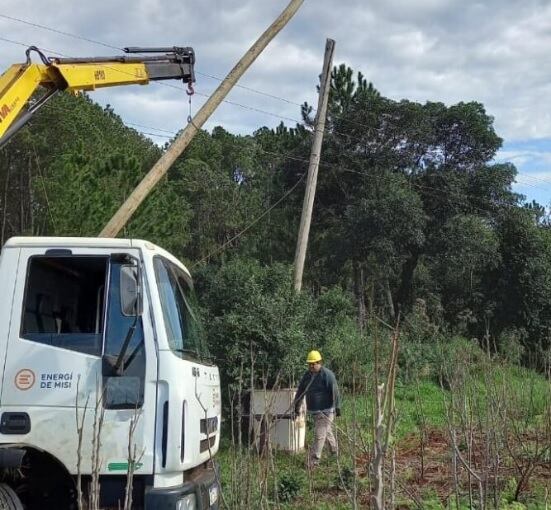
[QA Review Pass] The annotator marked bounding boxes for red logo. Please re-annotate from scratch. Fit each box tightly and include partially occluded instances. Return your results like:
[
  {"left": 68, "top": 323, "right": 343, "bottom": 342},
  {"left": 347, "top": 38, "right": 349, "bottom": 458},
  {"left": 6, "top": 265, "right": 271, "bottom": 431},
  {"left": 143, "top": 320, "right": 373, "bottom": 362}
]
[
  {"left": 0, "top": 103, "right": 12, "bottom": 122},
  {"left": 14, "top": 369, "right": 35, "bottom": 391}
]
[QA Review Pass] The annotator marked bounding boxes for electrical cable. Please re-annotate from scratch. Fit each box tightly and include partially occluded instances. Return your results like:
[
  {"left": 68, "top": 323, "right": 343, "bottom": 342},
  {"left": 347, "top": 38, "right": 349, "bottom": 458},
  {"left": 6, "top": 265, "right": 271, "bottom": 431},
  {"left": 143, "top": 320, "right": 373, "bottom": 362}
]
[
  {"left": 0, "top": 35, "right": 308, "bottom": 128},
  {"left": 2, "top": 30, "right": 545, "bottom": 212},
  {"left": 0, "top": 12, "right": 395, "bottom": 133}
]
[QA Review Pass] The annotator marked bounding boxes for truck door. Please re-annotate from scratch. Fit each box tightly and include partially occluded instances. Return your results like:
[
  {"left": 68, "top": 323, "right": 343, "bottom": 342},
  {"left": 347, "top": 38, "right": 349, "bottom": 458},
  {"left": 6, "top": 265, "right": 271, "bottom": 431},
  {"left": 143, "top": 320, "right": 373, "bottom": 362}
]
[{"left": 0, "top": 247, "right": 157, "bottom": 476}]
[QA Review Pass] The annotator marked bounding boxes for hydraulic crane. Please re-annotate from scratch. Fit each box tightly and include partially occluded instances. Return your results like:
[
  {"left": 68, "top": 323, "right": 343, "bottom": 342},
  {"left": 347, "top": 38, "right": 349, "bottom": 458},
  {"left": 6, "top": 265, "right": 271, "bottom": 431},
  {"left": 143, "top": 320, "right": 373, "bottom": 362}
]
[
  {"left": 0, "top": 44, "right": 224, "bottom": 510},
  {"left": 0, "top": 45, "right": 195, "bottom": 148}
]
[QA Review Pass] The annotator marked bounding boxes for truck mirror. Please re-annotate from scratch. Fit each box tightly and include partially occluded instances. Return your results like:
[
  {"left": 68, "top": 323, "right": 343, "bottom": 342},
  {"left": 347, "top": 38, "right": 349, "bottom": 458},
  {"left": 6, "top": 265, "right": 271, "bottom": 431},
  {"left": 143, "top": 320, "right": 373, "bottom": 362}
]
[
  {"left": 120, "top": 265, "right": 143, "bottom": 316},
  {"left": 104, "top": 376, "right": 143, "bottom": 408}
]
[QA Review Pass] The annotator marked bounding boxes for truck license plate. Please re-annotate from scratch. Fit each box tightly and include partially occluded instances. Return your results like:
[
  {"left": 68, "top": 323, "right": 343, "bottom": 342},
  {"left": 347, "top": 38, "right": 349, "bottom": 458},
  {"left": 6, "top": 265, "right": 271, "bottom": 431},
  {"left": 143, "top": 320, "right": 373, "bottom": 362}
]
[{"left": 209, "top": 485, "right": 218, "bottom": 505}]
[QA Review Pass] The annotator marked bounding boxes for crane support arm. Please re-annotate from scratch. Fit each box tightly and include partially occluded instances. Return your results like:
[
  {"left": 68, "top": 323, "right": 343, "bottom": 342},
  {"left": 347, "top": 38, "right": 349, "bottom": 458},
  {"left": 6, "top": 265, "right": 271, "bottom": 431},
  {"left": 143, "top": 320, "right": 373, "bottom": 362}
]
[{"left": 0, "top": 46, "right": 195, "bottom": 147}]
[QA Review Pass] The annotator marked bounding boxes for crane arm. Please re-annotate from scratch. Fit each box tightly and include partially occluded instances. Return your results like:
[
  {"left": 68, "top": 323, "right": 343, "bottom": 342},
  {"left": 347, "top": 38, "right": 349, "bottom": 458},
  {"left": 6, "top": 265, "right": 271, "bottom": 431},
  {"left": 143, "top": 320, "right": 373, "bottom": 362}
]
[{"left": 0, "top": 46, "right": 195, "bottom": 148}]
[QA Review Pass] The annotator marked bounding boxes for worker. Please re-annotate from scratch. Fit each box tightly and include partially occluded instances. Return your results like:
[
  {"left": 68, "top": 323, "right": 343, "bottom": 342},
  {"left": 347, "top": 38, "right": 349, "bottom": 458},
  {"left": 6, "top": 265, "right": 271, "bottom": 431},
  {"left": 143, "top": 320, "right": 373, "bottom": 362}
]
[{"left": 293, "top": 350, "right": 341, "bottom": 466}]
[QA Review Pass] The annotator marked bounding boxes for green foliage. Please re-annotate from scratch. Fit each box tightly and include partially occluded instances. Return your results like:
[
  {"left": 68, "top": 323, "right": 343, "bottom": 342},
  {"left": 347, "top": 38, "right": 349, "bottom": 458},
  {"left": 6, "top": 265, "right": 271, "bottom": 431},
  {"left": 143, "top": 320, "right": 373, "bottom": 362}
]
[
  {"left": 498, "top": 328, "right": 527, "bottom": 365},
  {"left": 44, "top": 147, "right": 192, "bottom": 252},
  {"left": 276, "top": 471, "right": 304, "bottom": 503},
  {"left": 398, "top": 299, "right": 445, "bottom": 382},
  {"left": 493, "top": 207, "right": 551, "bottom": 358},
  {"left": 196, "top": 258, "right": 361, "bottom": 394},
  {"left": 2, "top": 61, "right": 551, "bottom": 367},
  {"left": 171, "top": 127, "right": 267, "bottom": 263},
  {"left": 431, "top": 214, "right": 501, "bottom": 326},
  {"left": 307, "top": 287, "right": 365, "bottom": 385},
  {"left": 196, "top": 258, "right": 312, "bottom": 391},
  {"left": 334, "top": 465, "right": 354, "bottom": 492},
  {"left": 2, "top": 59, "right": 551, "bottom": 510}
]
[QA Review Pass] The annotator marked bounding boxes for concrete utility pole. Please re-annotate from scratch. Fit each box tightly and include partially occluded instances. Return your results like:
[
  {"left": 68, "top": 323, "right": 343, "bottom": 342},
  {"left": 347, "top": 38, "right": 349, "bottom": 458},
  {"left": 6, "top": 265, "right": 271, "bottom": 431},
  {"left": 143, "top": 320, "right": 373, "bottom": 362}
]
[
  {"left": 293, "top": 38, "right": 335, "bottom": 292},
  {"left": 99, "top": 0, "right": 304, "bottom": 238}
]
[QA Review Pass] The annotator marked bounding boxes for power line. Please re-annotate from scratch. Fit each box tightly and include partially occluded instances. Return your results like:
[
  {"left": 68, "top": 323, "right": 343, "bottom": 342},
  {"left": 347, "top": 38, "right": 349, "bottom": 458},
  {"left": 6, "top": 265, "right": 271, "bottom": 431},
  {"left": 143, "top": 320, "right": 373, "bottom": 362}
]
[
  {"left": 196, "top": 70, "right": 305, "bottom": 108},
  {"left": 0, "top": 35, "right": 308, "bottom": 128},
  {"left": 0, "top": 14, "right": 122, "bottom": 51},
  {"left": 191, "top": 172, "right": 306, "bottom": 267},
  {"left": 5, "top": 8, "right": 548, "bottom": 165},
  {"left": 6, "top": 99, "right": 545, "bottom": 258},
  {"left": 89, "top": 115, "right": 551, "bottom": 200},
  {"left": 192, "top": 90, "right": 304, "bottom": 125},
  {"left": 2, "top": 26, "right": 546, "bottom": 202},
  {"left": 0, "top": 13, "right": 305, "bottom": 106},
  {"left": 515, "top": 172, "right": 551, "bottom": 187},
  {"left": 5, "top": 13, "right": 503, "bottom": 149},
  {"left": 0, "top": 12, "right": 371, "bottom": 133},
  {"left": 125, "top": 121, "right": 180, "bottom": 135},
  {"left": 0, "top": 35, "right": 62, "bottom": 56},
  {"left": 0, "top": 11, "right": 391, "bottom": 133}
]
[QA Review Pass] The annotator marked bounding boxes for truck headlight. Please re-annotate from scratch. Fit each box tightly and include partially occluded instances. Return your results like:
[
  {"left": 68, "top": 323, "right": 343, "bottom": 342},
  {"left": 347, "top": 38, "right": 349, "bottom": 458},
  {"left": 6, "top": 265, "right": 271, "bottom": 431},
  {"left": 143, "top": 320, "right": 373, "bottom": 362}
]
[{"left": 176, "top": 493, "right": 196, "bottom": 510}]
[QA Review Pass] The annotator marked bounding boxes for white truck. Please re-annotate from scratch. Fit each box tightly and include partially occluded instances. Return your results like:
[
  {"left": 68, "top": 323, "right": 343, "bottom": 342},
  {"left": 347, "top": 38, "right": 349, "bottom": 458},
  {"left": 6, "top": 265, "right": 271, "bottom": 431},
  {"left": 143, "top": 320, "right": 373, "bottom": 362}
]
[{"left": 0, "top": 237, "right": 221, "bottom": 510}]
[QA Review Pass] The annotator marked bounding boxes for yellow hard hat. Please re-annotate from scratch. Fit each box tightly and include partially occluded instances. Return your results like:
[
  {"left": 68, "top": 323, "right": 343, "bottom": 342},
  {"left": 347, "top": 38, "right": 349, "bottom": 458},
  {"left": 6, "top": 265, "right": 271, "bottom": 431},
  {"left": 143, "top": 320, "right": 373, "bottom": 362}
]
[{"left": 306, "top": 350, "right": 322, "bottom": 364}]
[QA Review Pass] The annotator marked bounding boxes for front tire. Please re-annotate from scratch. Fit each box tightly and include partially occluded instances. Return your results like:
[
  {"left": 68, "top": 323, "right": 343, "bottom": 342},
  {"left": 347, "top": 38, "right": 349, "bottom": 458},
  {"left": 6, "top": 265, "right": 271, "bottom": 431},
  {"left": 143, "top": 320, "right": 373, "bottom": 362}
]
[{"left": 0, "top": 484, "right": 23, "bottom": 510}]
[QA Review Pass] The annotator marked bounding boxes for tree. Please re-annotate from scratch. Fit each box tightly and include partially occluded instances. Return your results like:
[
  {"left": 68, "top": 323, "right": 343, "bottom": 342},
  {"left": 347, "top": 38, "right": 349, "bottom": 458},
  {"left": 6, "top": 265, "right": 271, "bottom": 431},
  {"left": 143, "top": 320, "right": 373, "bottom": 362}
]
[
  {"left": 493, "top": 207, "right": 551, "bottom": 357},
  {"left": 430, "top": 214, "right": 501, "bottom": 331}
]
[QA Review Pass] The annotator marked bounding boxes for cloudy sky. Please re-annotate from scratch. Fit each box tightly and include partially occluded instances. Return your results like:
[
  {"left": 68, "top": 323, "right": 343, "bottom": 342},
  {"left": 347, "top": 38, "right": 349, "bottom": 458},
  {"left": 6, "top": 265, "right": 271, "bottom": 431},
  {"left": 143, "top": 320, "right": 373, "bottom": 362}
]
[{"left": 2, "top": 0, "right": 551, "bottom": 205}]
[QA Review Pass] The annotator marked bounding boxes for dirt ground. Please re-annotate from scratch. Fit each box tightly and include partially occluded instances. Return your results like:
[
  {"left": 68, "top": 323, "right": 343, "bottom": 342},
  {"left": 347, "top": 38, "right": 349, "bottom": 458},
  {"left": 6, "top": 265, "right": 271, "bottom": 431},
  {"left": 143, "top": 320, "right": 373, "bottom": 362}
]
[{"left": 354, "top": 428, "right": 551, "bottom": 508}]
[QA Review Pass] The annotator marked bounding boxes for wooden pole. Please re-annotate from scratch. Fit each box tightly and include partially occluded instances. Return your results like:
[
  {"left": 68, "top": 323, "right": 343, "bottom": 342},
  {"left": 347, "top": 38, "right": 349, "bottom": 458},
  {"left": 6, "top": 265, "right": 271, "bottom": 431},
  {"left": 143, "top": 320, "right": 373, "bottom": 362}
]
[
  {"left": 99, "top": 0, "right": 304, "bottom": 238},
  {"left": 293, "top": 38, "right": 335, "bottom": 292}
]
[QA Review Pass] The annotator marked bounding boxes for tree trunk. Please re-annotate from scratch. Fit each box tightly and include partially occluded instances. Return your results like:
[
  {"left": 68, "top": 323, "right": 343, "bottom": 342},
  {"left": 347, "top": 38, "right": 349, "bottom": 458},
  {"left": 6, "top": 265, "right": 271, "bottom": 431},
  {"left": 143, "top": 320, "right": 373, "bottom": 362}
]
[
  {"left": 354, "top": 261, "right": 366, "bottom": 331},
  {"left": 371, "top": 383, "right": 386, "bottom": 510},
  {"left": 1, "top": 161, "right": 11, "bottom": 246},
  {"left": 28, "top": 155, "right": 34, "bottom": 235},
  {"left": 19, "top": 162, "right": 24, "bottom": 234},
  {"left": 384, "top": 277, "right": 395, "bottom": 320},
  {"left": 396, "top": 250, "right": 420, "bottom": 313}
]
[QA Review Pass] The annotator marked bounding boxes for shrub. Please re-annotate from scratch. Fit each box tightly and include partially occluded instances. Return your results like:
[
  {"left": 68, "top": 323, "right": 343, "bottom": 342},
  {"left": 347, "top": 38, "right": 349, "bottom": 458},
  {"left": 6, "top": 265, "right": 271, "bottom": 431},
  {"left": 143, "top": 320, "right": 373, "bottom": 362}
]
[
  {"left": 196, "top": 258, "right": 312, "bottom": 393},
  {"left": 196, "top": 259, "right": 363, "bottom": 398},
  {"left": 498, "top": 328, "right": 526, "bottom": 365},
  {"left": 276, "top": 471, "right": 304, "bottom": 502},
  {"left": 398, "top": 300, "right": 446, "bottom": 383}
]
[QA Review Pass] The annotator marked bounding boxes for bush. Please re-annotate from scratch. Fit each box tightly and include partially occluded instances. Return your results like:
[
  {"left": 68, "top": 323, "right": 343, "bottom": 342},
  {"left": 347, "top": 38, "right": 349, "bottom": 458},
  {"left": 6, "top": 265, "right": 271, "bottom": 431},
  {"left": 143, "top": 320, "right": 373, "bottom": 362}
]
[
  {"left": 276, "top": 471, "right": 304, "bottom": 502},
  {"left": 307, "top": 287, "right": 367, "bottom": 388},
  {"left": 196, "top": 258, "right": 312, "bottom": 393},
  {"left": 498, "top": 328, "right": 526, "bottom": 365},
  {"left": 196, "top": 259, "right": 363, "bottom": 398},
  {"left": 334, "top": 465, "right": 354, "bottom": 492},
  {"left": 402, "top": 299, "right": 442, "bottom": 344},
  {"left": 398, "top": 299, "right": 446, "bottom": 383}
]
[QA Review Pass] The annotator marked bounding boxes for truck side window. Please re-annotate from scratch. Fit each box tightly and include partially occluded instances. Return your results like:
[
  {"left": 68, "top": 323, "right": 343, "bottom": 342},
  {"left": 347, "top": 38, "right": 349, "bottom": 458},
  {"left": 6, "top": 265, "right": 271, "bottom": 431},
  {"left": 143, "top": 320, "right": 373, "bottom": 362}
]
[
  {"left": 21, "top": 256, "right": 107, "bottom": 356},
  {"left": 153, "top": 257, "right": 207, "bottom": 360},
  {"left": 103, "top": 261, "right": 145, "bottom": 409}
]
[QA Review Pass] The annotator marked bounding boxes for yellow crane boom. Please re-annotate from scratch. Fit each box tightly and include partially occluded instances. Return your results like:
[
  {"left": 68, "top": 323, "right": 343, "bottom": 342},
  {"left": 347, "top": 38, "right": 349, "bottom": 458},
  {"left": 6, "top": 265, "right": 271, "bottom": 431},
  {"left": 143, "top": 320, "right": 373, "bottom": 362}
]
[{"left": 0, "top": 45, "right": 195, "bottom": 148}]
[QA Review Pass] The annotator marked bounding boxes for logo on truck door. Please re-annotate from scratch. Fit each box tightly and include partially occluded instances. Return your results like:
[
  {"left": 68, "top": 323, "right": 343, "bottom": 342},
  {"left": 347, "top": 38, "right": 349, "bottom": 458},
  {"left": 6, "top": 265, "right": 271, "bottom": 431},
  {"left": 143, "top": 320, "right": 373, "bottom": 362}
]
[{"left": 14, "top": 369, "right": 36, "bottom": 390}]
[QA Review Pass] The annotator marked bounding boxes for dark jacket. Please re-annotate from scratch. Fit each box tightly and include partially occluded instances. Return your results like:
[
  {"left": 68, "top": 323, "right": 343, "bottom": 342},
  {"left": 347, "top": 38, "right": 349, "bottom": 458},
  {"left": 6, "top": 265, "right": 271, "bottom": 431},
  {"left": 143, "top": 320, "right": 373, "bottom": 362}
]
[{"left": 294, "top": 366, "right": 341, "bottom": 414}]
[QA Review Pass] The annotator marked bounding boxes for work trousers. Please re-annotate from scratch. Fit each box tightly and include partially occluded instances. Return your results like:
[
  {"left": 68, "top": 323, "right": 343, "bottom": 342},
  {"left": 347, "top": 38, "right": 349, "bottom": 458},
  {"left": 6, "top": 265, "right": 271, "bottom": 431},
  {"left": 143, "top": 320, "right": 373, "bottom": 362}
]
[{"left": 310, "top": 411, "right": 337, "bottom": 462}]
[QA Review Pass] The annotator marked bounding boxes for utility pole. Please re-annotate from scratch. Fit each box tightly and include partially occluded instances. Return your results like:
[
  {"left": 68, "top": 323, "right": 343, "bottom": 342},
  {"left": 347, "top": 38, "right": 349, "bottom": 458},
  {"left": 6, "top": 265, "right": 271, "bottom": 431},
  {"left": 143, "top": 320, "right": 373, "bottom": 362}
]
[
  {"left": 99, "top": 0, "right": 304, "bottom": 238},
  {"left": 293, "top": 38, "right": 335, "bottom": 292}
]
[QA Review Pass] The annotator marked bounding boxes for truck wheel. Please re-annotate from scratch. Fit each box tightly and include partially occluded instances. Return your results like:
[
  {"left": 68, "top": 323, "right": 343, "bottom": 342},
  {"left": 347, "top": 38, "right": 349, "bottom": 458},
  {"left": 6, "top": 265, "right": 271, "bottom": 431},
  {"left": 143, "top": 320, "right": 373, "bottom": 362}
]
[{"left": 0, "top": 484, "right": 23, "bottom": 510}]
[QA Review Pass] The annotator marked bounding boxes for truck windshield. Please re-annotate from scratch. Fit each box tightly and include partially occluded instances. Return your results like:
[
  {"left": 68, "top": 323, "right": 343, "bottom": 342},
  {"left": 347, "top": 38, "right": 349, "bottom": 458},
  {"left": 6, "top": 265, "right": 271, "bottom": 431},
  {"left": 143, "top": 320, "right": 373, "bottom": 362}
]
[{"left": 153, "top": 257, "right": 208, "bottom": 361}]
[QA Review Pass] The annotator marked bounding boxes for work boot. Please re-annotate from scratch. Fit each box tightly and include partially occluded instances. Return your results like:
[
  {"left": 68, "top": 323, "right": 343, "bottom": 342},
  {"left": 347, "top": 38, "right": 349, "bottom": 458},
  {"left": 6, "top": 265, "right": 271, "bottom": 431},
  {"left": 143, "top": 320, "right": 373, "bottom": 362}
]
[{"left": 307, "top": 456, "right": 320, "bottom": 469}]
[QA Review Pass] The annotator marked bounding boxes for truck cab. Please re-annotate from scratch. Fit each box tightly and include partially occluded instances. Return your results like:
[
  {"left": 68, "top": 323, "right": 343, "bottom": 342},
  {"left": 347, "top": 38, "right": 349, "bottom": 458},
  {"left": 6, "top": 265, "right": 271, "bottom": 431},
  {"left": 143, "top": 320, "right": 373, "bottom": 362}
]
[{"left": 0, "top": 237, "right": 220, "bottom": 509}]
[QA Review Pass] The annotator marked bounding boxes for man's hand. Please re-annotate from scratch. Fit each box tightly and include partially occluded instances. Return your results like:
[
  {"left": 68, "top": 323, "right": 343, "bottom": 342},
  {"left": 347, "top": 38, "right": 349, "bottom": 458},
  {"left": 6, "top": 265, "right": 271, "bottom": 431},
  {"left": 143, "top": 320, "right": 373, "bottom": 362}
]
[{"left": 335, "top": 408, "right": 341, "bottom": 417}]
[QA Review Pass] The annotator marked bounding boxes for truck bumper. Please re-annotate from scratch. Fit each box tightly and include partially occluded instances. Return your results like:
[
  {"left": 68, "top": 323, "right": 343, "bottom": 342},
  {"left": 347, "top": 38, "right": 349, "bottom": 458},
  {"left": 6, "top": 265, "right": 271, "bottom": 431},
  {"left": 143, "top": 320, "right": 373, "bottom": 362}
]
[{"left": 145, "top": 462, "right": 220, "bottom": 510}]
